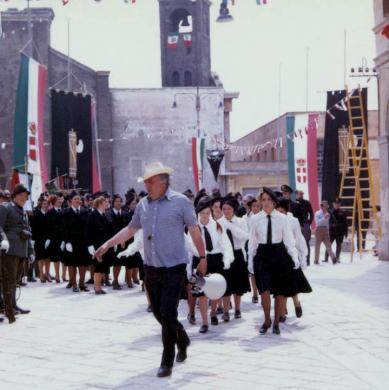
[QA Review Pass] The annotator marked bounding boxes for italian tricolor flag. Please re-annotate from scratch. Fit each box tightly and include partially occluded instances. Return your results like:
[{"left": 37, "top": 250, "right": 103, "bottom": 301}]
[
  {"left": 167, "top": 33, "right": 179, "bottom": 49},
  {"left": 192, "top": 137, "right": 205, "bottom": 193},
  {"left": 13, "top": 53, "right": 48, "bottom": 205},
  {"left": 286, "top": 113, "right": 319, "bottom": 214}
]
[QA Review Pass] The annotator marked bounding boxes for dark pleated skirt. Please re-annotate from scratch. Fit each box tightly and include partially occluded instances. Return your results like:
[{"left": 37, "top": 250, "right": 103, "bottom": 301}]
[
  {"left": 110, "top": 246, "right": 127, "bottom": 267},
  {"left": 226, "top": 249, "right": 251, "bottom": 296},
  {"left": 34, "top": 240, "right": 49, "bottom": 261},
  {"left": 253, "top": 243, "right": 312, "bottom": 297},
  {"left": 125, "top": 252, "right": 143, "bottom": 270},
  {"left": 64, "top": 240, "right": 91, "bottom": 267},
  {"left": 47, "top": 238, "right": 63, "bottom": 262}
]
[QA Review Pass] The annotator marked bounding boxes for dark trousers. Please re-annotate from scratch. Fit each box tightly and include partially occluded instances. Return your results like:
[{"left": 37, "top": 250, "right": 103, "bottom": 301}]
[
  {"left": 302, "top": 223, "right": 311, "bottom": 265},
  {"left": 0, "top": 253, "right": 24, "bottom": 313},
  {"left": 144, "top": 263, "right": 189, "bottom": 368},
  {"left": 325, "top": 234, "right": 344, "bottom": 261}
]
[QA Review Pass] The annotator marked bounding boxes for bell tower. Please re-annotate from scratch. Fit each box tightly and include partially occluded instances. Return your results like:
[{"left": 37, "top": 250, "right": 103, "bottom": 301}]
[{"left": 159, "top": 0, "right": 212, "bottom": 87}]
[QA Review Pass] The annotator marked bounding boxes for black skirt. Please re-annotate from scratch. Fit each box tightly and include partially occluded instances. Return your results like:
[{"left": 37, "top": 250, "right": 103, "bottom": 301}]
[
  {"left": 227, "top": 249, "right": 251, "bottom": 296},
  {"left": 110, "top": 245, "right": 127, "bottom": 267},
  {"left": 34, "top": 240, "right": 49, "bottom": 261},
  {"left": 64, "top": 240, "right": 91, "bottom": 267},
  {"left": 253, "top": 243, "right": 311, "bottom": 297},
  {"left": 47, "top": 238, "right": 63, "bottom": 262},
  {"left": 191, "top": 253, "right": 229, "bottom": 298},
  {"left": 125, "top": 252, "right": 143, "bottom": 270}
]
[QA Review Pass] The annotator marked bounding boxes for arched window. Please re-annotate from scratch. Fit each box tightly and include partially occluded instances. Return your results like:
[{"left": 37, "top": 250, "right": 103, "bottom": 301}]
[
  {"left": 184, "top": 71, "right": 192, "bottom": 86},
  {"left": 169, "top": 9, "right": 193, "bottom": 33},
  {"left": 271, "top": 147, "right": 276, "bottom": 161},
  {"left": 172, "top": 71, "right": 180, "bottom": 87}
]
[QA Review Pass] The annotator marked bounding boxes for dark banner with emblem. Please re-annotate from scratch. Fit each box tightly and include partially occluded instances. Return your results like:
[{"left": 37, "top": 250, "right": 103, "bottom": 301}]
[
  {"left": 321, "top": 88, "right": 368, "bottom": 204},
  {"left": 51, "top": 90, "right": 92, "bottom": 191},
  {"left": 207, "top": 149, "right": 225, "bottom": 181}
]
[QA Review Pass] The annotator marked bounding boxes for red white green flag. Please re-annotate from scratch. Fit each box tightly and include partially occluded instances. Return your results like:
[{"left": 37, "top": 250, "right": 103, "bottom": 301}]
[
  {"left": 167, "top": 33, "right": 179, "bottom": 49},
  {"left": 13, "top": 53, "right": 47, "bottom": 205},
  {"left": 183, "top": 33, "right": 192, "bottom": 48},
  {"left": 192, "top": 137, "right": 205, "bottom": 193}
]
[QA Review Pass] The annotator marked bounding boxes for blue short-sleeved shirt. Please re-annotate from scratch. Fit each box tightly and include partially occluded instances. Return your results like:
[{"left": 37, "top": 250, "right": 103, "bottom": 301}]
[{"left": 128, "top": 188, "right": 197, "bottom": 268}]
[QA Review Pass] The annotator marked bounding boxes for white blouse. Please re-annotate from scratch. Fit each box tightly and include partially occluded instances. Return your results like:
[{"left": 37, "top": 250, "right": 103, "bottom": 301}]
[
  {"left": 243, "top": 212, "right": 261, "bottom": 233},
  {"left": 287, "top": 212, "right": 308, "bottom": 268},
  {"left": 248, "top": 210, "right": 298, "bottom": 265},
  {"left": 219, "top": 215, "right": 249, "bottom": 252}
]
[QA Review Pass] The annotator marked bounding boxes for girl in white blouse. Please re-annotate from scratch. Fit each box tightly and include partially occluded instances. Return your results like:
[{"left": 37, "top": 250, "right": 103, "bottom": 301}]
[
  {"left": 219, "top": 197, "right": 251, "bottom": 322},
  {"left": 189, "top": 196, "right": 234, "bottom": 333},
  {"left": 276, "top": 198, "right": 312, "bottom": 321},
  {"left": 243, "top": 198, "right": 262, "bottom": 304},
  {"left": 248, "top": 188, "right": 300, "bottom": 335}
]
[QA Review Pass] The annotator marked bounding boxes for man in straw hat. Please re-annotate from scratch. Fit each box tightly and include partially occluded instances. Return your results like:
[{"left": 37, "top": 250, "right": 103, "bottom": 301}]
[{"left": 95, "top": 162, "right": 207, "bottom": 378}]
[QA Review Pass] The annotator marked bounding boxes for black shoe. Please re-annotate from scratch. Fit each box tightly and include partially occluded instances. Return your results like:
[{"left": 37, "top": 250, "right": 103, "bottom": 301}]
[
  {"left": 259, "top": 321, "right": 272, "bottom": 335},
  {"left": 95, "top": 289, "right": 107, "bottom": 295},
  {"left": 272, "top": 324, "right": 281, "bottom": 335},
  {"left": 147, "top": 305, "right": 153, "bottom": 313},
  {"left": 85, "top": 278, "right": 94, "bottom": 285},
  {"left": 72, "top": 287, "right": 80, "bottom": 293},
  {"left": 0, "top": 317, "right": 3, "bottom": 322},
  {"left": 112, "top": 281, "right": 122, "bottom": 290},
  {"left": 55, "top": 278, "right": 61, "bottom": 284},
  {"left": 104, "top": 280, "right": 112, "bottom": 287},
  {"left": 79, "top": 286, "right": 90, "bottom": 292},
  {"left": 216, "top": 307, "right": 223, "bottom": 315},
  {"left": 187, "top": 313, "right": 196, "bottom": 325},
  {"left": 199, "top": 324, "right": 208, "bottom": 334},
  {"left": 332, "top": 257, "right": 337, "bottom": 264},
  {"left": 133, "top": 279, "right": 140, "bottom": 285},
  {"left": 279, "top": 315, "right": 287, "bottom": 323},
  {"left": 19, "top": 281, "right": 27, "bottom": 287},
  {"left": 66, "top": 282, "right": 72, "bottom": 289},
  {"left": 27, "top": 277, "right": 37, "bottom": 283},
  {"left": 13, "top": 306, "right": 30, "bottom": 315},
  {"left": 234, "top": 310, "right": 241, "bottom": 319},
  {"left": 323, "top": 259, "right": 329, "bottom": 263},
  {"left": 252, "top": 295, "right": 258, "bottom": 304},
  {"left": 176, "top": 341, "right": 190, "bottom": 363},
  {"left": 157, "top": 365, "right": 172, "bottom": 378},
  {"left": 211, "top": 316, "right": 218, "bottom": 325},
  {"left": 222, "top": 312, "right": 230, "bottom": 322},
  {"left": 295, "top": 305, "right": 303, "bottom": 318}
]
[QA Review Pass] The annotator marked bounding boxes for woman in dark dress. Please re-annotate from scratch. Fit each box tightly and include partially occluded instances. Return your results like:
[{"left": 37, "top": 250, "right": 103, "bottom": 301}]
[
  {"left": 248, "top": 188, "right": 302, "bottom": 335},
  {"left": 45, "top": 194, "right": 66, "bottom": 283},
  {"left": 62, "top": 191, "right": 91, "bottom": 292},
  {"left": 107, "top": 194, "right": 127, "bottom": 290},
  {"left": 31, "top": 196, "right": 50, "bottom": 283},
  {"left": 85, "top": 196, "right": 113, "bottom": 294}
]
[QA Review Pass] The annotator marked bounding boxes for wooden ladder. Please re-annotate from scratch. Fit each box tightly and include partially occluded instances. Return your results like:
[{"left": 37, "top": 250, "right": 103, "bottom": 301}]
[{"left": 338, "top": 87, "right": 381, "bottom": 261}]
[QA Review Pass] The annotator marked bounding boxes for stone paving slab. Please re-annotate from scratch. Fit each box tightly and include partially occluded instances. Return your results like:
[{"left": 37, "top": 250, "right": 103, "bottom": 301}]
[{"left": 1, "top": 249, "right": 389, "bottom": 390}]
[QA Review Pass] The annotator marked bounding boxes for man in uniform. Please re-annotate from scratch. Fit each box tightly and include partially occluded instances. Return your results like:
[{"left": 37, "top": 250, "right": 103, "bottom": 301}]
[
  {"left": 324, "top": 198, "right": 348, "bottom": 262},
  {"left": 0, "top": 184, "right": 34, "bottom": 323},
  {"left": 295, "top": 190, "right": 314, "bottom": 266},
  {"left": 281, "top": 185, "right": 304, "bottom": 226}
]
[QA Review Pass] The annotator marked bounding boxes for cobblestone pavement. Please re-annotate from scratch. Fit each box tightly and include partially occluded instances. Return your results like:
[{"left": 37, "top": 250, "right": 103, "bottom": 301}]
[{"left": 1, "top": 250, "right": 389, "bottom": 390}]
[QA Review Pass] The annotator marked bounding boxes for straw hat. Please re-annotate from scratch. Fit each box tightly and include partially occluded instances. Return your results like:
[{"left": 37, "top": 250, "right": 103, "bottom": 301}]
[{"left": 137, "top": 162, "right": 174, "bottom": 183}]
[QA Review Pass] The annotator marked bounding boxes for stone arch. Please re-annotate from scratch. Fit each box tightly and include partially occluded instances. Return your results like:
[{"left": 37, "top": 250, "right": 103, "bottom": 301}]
[{"left": 169, "top": 8, "right": 192, "bottom": 33}]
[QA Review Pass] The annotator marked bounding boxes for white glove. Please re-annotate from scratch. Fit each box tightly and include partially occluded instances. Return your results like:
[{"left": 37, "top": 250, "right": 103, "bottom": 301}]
[
  {"left": 60, "top": 241, "right": 65, "bottom": 251},
  {"left": 65, "top": 243, "right": 73, "bottom": 253},
  {"left": 114, "top": 245, "right": 117, "bottom": 252},
  {"left": 0, "top": 240, "right": 10, "bottom": 253},
  {"left": 247, "top": 255, "right": 254, "bottom": 274},
  {"left": 88, "top": 245, "right": 96, "bottom": 257},
  {"left": 117, "top": 246, "right": 134, "bottom": 258},
  {"left": 29, "top": 254, "right": 35, "bottom": 263},
  {"left": 31, "top": 240, "right": 35, "bottom": 246},
  {"left": 44, "top": 239, "right": 50, "bottom": 249},
  {"left": 293, "top": 258, "right": 300, "bottom": 270},
  {"left": 223, "top": 262, "right": 230, "bottom": 270}
]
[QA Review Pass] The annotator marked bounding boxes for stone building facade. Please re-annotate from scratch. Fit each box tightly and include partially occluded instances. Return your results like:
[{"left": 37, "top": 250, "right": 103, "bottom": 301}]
[
  {"left": 373, "top": 0, "right": 389, "bottom": 260},
  {"left": 226, "top": 111, "right": 380, "bottom": 199},
  {"left": 0, "top": 3, "right": 234, "bottom": 195}
]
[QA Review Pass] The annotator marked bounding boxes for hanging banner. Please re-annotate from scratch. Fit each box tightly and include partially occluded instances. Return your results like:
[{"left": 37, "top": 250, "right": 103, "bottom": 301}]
[
  {"left": 192, "top": 137, "right": 205, "bottom": 193},
  {"left": 206, "top": 149, "right": 225, "bottom": 181},
  {"left": 13, "top": 53, "right": 47, "bottom": 204},
  {"left": 167, "top": 33, "right": 179, "bottom": 49},
  {"left": 286, "top": 113, "right": 319, "bottom": 213},
  {"left": 183, "top": 33, "right": 192, "bottom": 47},
  {"left": 51, "top": 90, "right": 93, "bottom": 191}
]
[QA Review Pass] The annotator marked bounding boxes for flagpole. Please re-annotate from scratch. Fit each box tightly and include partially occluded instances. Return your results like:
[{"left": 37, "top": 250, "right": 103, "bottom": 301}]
[
  {"left": 305, "top": 47, "right": 309, "bottom": 112},
  {"left": 277, "top": 62, "right": 282, "bottom": 187},
  {"left": 67, "top": 18, "right": 72, "bottom": 91}
]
